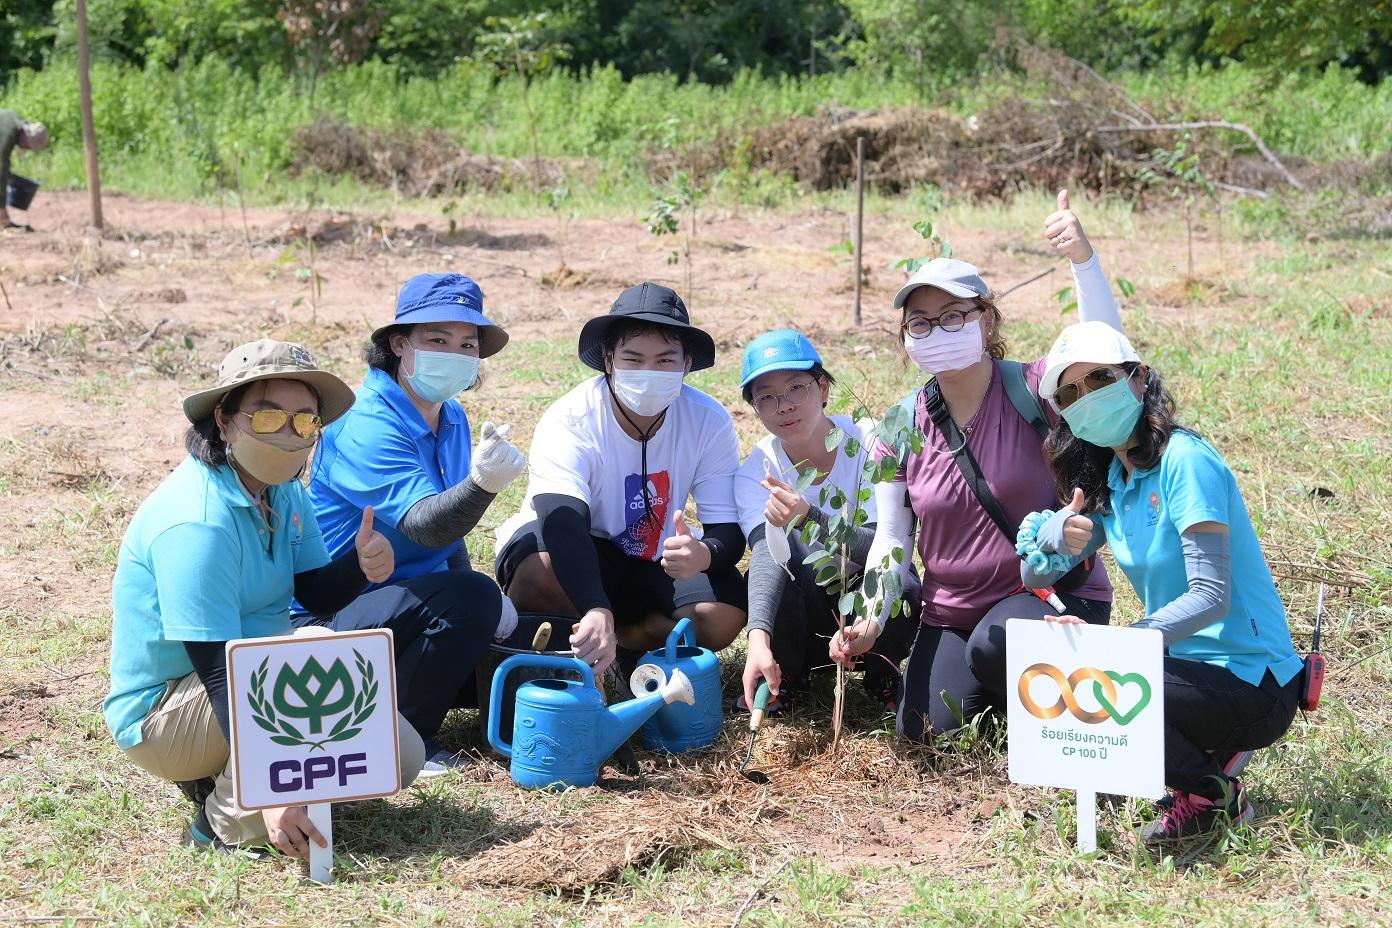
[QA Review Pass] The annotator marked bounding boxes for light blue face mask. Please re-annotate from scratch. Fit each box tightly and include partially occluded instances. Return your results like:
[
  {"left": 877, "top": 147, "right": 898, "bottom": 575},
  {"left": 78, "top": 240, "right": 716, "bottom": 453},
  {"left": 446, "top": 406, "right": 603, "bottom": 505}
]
[
  {"left": 1060, "top": 376, "right": 1144, "bottom": 448},
  {"left": 406, "top": 347, "right": 479, "bottom": 403}
]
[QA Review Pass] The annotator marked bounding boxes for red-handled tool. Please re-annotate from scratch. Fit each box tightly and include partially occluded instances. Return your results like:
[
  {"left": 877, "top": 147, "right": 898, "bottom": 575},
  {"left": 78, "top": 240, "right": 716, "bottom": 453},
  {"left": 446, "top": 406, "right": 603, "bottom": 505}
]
[
  {"left": 1300, "top": 583, "right": 1326, "bottom": 712},
  {"left": 1030, "top": 585, "right": 1068, "bottom": 614}
]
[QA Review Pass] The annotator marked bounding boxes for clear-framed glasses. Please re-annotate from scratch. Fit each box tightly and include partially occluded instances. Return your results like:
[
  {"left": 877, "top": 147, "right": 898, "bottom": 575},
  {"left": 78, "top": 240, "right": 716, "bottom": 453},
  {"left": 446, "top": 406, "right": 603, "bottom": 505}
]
[
  {"left": 752, "top": 379, "right": 818, "bottom": 416},
  {"left": 903, "top": 305, "right": 984, "bottom": 339}
]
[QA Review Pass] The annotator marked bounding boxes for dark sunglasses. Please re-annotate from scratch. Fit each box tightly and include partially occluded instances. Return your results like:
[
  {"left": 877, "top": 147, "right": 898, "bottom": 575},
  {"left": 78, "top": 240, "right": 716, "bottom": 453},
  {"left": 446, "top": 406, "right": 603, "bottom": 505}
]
[{"left": 1052, "top": 365, "right": 1135, "bottom": 410}]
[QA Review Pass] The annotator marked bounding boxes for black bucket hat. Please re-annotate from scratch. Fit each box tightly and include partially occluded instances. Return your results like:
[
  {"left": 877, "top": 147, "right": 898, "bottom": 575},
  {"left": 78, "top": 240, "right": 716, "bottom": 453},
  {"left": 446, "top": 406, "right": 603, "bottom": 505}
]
[{"left": 577, "top": 282, "right": 716, "bottom": 372}]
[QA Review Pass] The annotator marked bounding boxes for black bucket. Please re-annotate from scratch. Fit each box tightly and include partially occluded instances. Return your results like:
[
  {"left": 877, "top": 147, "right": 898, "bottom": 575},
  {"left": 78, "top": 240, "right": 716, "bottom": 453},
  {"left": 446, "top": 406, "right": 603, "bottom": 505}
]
[
  {"left": 476, "top": 611, "right": 580, "bottom": 755},
  {"left": 6, "top": 174, "right": 39, "bottom": 211}
]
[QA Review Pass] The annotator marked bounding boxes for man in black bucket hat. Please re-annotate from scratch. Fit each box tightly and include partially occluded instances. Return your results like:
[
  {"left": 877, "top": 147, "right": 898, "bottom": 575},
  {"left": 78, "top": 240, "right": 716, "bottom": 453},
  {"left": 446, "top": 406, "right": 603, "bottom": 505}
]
[
  {"left": 0, "top": 109, "right": 47, "bottom": 231},
  {"left": 494, "top": 282, "right": 747, "bottom": 674}
]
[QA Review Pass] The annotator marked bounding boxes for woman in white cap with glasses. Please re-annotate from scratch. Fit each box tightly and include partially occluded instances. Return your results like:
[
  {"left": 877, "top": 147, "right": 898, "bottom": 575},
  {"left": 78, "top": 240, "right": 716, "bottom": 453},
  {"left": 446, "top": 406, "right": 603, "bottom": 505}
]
[
  {"left": 1005, "top": 320, "right": 1302, "bottom": 842},
  {"left": 734, "top": 329, "right": 917, "bottom": 715},
  {"left": 105, "top": 340, "right": 425, "bottom": 859},
  {"left": 296, "top": 273, "right": 527, "bottom": 775},
  {"left": 831, "top": 192, "right": 1123, "bottom": 741}
]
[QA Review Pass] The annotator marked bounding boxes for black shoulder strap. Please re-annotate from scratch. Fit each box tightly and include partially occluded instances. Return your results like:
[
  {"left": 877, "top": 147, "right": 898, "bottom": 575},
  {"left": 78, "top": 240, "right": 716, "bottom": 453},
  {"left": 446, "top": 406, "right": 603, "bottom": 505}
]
[
  {"left": 1000, "top": 359, "right": 1050, "bottom": 439},
  {"left": 922, "top": 378, "right": 1018, "bottom": 542}
]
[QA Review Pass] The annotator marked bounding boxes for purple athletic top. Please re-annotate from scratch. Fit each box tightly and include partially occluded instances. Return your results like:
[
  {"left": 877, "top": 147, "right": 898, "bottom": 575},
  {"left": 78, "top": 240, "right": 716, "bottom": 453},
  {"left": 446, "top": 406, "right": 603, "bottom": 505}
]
[{"left": 877, "top": 358, "right": 1113, "bottom": 629}]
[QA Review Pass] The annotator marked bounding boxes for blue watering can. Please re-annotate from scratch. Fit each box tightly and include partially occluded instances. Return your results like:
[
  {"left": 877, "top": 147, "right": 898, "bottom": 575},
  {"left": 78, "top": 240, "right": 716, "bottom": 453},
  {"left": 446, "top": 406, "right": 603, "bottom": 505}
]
[
  {"left": 632, "top": 617, "right": 723, "bottom": 752},
  {"left": 487, "top": 654, "right": 694, "bottom": 789}
]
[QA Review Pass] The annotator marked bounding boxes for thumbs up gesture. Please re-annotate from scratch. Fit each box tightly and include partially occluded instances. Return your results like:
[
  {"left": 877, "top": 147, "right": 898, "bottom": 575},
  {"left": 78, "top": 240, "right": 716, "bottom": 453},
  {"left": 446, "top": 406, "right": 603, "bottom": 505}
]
[
  {"left": 468, "top": 421, "right": 527, "bottom": 494},
  {"left": 1036, "top": 488, "right": 1095, "bottom": 558},
  {"left": 355, "top": 505, "right": 395, "bottom": 584},
  {"left": 1043, "top": 188, "right": 1094, "bottom": 265},
  {"left": 661, "top": 509, "right": 711, "bottom": 579}
]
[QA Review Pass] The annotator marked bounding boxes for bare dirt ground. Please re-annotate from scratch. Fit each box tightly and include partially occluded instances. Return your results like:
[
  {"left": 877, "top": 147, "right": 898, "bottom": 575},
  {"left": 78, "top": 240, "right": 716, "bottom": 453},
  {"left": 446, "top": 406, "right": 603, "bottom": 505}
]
[{"left": 0, "top": 189, "right": 1264, "bottom": 900}]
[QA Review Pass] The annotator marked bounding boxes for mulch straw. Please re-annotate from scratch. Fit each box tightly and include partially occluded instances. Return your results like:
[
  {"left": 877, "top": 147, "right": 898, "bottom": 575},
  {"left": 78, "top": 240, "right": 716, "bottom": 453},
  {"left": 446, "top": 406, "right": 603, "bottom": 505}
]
[{"left": 454, "top": 716, "right": 999, "bottom": 891}]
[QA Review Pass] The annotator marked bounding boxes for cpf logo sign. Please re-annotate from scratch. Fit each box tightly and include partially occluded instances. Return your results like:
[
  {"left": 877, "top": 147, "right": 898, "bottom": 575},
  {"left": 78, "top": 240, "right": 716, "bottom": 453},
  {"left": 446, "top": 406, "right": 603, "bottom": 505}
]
[
  {"left": 228, "top": 629, "right": 401, "bottom": 811},
  {"left": 249, "top": 651, "right": 378, "bottom": 750},
  {"left": 1006, "top": 621, "right": 1164, "bottom": 800}
]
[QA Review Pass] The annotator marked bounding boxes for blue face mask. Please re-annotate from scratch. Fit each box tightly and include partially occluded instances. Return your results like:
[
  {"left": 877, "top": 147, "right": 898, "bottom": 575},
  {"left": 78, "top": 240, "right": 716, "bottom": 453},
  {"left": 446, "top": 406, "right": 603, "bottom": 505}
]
[
  {"left": 1060, "top": 377, "right": 1143, "bottom": 448},
  {"left": 406, "top": 347, "right": 479, "bottom": 403}
]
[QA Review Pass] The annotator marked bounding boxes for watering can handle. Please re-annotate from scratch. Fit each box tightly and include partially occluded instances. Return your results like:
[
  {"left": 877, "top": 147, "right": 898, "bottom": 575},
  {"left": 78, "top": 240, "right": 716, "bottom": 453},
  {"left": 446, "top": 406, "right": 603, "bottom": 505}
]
[
  {"left": 486, "top": 653, "right": 595, "bottom": 758},
  {"left": 665, "top": 617, "right": 697, "bottom": 661}
]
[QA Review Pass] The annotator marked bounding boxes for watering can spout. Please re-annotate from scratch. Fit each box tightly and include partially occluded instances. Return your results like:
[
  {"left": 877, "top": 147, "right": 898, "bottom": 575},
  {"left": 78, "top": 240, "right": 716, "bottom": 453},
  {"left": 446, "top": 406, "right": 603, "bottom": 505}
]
[{"left": 598, "top": 666, "right": 696, "bottom": 759}]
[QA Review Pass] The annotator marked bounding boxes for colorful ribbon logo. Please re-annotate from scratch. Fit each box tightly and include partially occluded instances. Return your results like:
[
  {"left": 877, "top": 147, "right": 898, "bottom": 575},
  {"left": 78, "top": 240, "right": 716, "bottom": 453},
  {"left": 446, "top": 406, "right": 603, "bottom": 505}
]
[{"left": 1017, "top": 663, "right": 1152, "bottom": 726}]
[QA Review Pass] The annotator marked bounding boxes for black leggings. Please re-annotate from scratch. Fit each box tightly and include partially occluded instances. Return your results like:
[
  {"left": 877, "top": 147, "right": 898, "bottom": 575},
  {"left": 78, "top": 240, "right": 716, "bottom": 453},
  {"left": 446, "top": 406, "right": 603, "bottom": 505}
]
[
  {"left": 1160, "top": 660, "right": 1298, "bottom": 797},
  {"left": 293, "top": 570, "right": 502, "bottom": 741},
  {"left": 896, "top": 591, "right": 1111, "bottom": 741}
]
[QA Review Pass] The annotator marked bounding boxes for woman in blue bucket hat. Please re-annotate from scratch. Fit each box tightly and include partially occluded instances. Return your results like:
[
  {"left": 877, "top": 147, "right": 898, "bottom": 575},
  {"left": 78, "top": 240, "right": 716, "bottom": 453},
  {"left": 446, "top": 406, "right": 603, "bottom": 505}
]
[
  {"left": 294, "top": 273, "right": 527, "bottom": 775},
  {"left": 734, "top": 330, "right": 918, "bottom": 715}
]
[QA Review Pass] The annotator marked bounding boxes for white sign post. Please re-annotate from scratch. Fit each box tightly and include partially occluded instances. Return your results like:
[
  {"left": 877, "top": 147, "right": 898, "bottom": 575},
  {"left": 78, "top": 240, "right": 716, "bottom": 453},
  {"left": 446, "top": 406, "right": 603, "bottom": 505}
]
[
  {"left": 1006, "top": 620, "right": 1164, "bottom": 852},
  {"left": 227, "top": 629, "right": 401, "bottom": 883}
]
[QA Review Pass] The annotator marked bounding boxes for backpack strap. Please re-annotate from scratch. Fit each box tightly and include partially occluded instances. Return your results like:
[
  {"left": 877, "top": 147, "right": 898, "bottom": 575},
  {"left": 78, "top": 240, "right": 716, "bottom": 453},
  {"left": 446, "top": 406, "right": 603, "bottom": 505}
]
[
  {"left": 999, "top": 359, "right": 1049, "bottom": 440},
  {"left": 921, "top": 378, "right": 1018, "bottom": 542}
]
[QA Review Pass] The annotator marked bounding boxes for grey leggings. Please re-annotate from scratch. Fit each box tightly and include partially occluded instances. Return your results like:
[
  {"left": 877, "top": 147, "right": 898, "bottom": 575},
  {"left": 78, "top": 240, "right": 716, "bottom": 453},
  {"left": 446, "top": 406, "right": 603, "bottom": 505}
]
[{"left": 896, "top": 591, "right": 1111, "bottom": 741}]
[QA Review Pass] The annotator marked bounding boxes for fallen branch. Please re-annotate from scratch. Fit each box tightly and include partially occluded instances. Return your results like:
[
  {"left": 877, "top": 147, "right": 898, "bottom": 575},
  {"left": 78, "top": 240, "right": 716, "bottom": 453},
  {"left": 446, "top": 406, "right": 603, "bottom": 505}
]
[
  {"left": 997, "top": 266, "right": 1056, "bottom": 301},
  {"left": 131, "top": 317, "right": 170, "bottom": 352},
  {"left": 1095, "top": 120, "right": 1305, "bottom": 191},
  {"left": 731, "top": 858, "right": 792, "bottom": 928}
]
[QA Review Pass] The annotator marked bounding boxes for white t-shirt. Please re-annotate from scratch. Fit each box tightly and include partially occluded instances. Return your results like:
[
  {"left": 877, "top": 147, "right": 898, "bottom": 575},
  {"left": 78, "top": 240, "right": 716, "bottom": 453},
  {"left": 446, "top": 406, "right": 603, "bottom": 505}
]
[
  {"left": 734, "top": 415, "right": 878, "bottom": 539},
  {"left": 497, "top": 376, "right": 740, "bottom": 561}
]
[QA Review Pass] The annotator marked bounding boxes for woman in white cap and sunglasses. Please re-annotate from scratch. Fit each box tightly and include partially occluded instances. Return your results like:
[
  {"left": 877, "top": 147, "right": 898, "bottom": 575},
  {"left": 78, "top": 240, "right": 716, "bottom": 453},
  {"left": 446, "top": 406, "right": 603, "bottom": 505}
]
[
  {"left": 296, "top": 273, "right": 527, "bottom": 775},
  {"left": 105, "top": 340, "right": 425, "bottom": 858},
  {"left": 831, "top": 192, "right": 1124, "bottom": 741},
  {"left": 1006, "top": 321, "right": 1302, "bottom": 842}
]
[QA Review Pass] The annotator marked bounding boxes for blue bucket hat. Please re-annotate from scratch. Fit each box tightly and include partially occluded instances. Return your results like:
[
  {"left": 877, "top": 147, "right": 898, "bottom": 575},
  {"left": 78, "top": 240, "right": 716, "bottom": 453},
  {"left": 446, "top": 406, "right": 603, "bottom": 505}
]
[
  {"left": 371, "top": 273, "right": 510, "bottom": 358},
  {"left": 740, "top": 329, "right": 822, "bottom": 388}
]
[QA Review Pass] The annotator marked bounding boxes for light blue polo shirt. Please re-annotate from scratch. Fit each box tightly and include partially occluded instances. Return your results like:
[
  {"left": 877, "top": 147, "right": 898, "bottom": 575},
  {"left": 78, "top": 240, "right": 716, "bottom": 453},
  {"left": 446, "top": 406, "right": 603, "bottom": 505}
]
[
  {"left": 105, "top": 457, "right": 330, "bottom": 749},
  {"left": 302, "top": 367, "right": 473, "bottom": 602},
  {"left": 1103, "top": 430, "right": 1303, "bottom": 687}
]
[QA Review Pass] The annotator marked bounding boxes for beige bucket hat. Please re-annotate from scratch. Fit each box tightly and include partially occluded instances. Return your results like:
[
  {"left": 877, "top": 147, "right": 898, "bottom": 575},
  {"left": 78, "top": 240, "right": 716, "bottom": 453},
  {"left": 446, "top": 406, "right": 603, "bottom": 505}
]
[{"left": 181, "top": 339, "right": 355, "bottom": 425}]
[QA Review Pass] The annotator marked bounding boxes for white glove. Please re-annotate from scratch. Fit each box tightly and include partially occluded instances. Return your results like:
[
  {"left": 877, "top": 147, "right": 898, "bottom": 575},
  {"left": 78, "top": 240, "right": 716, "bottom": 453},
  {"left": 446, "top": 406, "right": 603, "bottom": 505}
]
[
  {"left": 493, "top": 593, "right": 519, "bottom": 642},
  {"left": 469, "top": 422, "right": 526, "bottom": 494}
]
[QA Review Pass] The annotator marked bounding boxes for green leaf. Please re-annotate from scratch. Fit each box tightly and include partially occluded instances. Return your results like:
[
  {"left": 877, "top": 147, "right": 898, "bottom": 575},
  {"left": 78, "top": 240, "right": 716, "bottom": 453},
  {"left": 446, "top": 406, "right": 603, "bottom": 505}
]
[
  {"left": 940, "top": 241, "right": 953, "bottom": 259},
  {"left": 252, "top": 716, "right": 278, "bottom": 734},
  {"left": 815, "top": 564, "right": 841, "bottom": 588},
  {"left": 827, "top": 513, "right": 843, "bottom": 535},
  {"left": 332, "top": 727, "right": 362, "bottom": 743},
  {"left": 828, "top": 491, "right": 846, "bottom": 511},
  {"left": 1116, "top": 277, "right": 1137, "bottom": 298},
  {"left": 824, "top": 427, "right": 844, "bottom": 453},
  {"left": 864, "top": 570, "right": 879, "bottom": 597},
  {"left": 278, "top": 720, "right": 302, "bottom": 741},
  {"left": 891, "top": 545, "right": 905, "bottom": 564},
  {"left": 842, "top": 436, "right": 861, "bottom": 457},
  {"left": 328, "top": 713, "right": 352, "bottom": 738},
  {"left": 270, "top": 735, "right": 304, "bottom": 747},
  {"left": 803, "top": 549, "right": 831, "bottom": 566},
  {"left": 913, "top": 219, "right": 934, "bottom": 240},
  {"left": 858, "top": 486, "right": 872, "bottom": 503},
  {"left": 852, "top": 508, "right": 869, "bottom": 527},
  {"left": 838, "top": 592, "right": 857, "bottom": 616},
  {"left": 794, "top": 467, "right": 818, "bottom": 493}
]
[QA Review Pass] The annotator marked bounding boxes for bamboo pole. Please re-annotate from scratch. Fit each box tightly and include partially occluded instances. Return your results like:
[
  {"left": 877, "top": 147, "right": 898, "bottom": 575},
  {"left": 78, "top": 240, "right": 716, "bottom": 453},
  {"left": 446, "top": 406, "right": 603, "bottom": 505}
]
[
  {"left": 852, "top": 136, "right": 865, "bottom": 327},
  {"left": 75, "top": 0, "right": 104, "bottom": 230}
]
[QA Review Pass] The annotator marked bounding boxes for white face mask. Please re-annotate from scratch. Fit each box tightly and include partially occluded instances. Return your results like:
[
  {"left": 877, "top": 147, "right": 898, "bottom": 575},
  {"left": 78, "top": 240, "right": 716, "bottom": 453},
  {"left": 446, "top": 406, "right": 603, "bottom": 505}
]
[
  {"left": 609, "top": 368, "right": 684, "bottom": 417},
  {"left": 903, "top": 319, "right": 986, "bottom": 375}
]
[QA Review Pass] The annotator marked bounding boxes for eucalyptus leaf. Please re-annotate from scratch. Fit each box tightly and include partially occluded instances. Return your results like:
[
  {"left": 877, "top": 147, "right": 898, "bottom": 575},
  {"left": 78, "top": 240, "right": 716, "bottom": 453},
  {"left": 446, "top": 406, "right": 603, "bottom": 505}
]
[{"left": 824, "top": 427, "right": 845, "bottom": 452}]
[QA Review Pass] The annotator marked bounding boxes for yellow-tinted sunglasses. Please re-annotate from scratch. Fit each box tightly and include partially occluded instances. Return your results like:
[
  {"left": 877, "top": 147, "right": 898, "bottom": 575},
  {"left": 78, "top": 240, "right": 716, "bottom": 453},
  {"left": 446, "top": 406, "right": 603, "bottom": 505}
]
[{"left": 240, "top": 408, "right": 323, "bottom": 439}]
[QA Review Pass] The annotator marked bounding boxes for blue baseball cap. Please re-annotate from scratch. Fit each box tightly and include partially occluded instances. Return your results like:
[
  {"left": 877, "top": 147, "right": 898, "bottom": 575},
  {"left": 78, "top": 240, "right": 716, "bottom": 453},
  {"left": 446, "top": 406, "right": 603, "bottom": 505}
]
[
  {"left": 371, "top": 273, "right": 510, "bottom": 358},
  {"left": 740, "top": 329, "right": 822, "bottom": 388}
]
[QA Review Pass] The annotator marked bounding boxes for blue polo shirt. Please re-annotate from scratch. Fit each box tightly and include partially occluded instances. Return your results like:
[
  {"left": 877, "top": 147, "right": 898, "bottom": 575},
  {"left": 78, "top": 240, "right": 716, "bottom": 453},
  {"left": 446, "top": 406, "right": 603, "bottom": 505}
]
[
  {"left": 1102, "top": 430, "right": 1303, "bottom": 687},
  {"left": 303, "top": 367, "right": 473, "bottom": 601},
  {"left": 105, "top": 457, "right": 330, "bottom": 750}
]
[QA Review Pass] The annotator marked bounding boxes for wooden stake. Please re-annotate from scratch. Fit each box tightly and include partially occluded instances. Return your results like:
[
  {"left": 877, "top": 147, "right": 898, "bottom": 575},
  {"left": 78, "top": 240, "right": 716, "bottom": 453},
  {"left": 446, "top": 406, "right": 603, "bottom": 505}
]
[
  {"left": 853, "top": 136, "right": 865, "bottom": 328},
  {"left": 75, "top": 0, "right": 104, "bottom": 230}
]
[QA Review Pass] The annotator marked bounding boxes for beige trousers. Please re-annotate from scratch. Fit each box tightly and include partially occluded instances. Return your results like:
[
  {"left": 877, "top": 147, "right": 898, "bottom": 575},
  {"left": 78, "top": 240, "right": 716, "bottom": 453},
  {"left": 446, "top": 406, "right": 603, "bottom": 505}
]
[{"left": 123, "top": 671, "right": 425, "bottom": 846}]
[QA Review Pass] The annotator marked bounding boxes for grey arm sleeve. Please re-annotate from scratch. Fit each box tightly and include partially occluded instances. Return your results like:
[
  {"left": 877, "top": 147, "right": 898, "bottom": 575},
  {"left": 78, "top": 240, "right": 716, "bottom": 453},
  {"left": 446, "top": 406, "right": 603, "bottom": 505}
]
[
  {"left": 397, "top": 477, "right": 496, "bottom": 549},
  {"left": 447, "top": 539, "right": 471, "bottom": 572},
  {"left": 1020, "top": 519, "right": 1107, "bottom": 589},
  {"left": 802, "top": 505, "right": 876, "bottom": 566},
  {"left": 1131, "top": 530, "right": 1232, "bottom": 647},
  {"left": 745, "top": 524, "right": 790, "bottom": 638}
]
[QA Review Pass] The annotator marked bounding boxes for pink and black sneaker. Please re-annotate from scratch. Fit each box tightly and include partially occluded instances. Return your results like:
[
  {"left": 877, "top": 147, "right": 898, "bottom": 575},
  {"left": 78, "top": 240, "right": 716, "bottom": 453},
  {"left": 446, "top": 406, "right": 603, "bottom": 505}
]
[{"left": 1142, "top": 781, "right": 1255, "bottom": 843}]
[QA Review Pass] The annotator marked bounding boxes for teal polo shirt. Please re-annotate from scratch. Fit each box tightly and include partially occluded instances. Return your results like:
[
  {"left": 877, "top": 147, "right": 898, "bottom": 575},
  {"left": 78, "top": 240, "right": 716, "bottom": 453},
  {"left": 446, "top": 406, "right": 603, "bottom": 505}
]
[
  {"left": 105, "top": 457, "right": 330, "bottom": 749},
  {"left": 1102, "top": 430, "right": 1303, "bottom": 687},
  {"left": 302, "top": 367, "right": 473, "bottom": 603}
]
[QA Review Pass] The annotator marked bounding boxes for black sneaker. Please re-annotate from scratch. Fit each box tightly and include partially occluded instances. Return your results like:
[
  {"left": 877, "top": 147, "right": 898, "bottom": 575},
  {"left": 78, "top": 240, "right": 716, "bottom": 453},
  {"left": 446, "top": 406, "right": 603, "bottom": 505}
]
[
  {"left": 1142, "top": 781, "right": 1254, "bottom": 843},
  {"left": 176, "top": 777, "right": 216, "bottom": 807},
  {"left": 181, "top": 807, "right": 269, "bottom": 858}
]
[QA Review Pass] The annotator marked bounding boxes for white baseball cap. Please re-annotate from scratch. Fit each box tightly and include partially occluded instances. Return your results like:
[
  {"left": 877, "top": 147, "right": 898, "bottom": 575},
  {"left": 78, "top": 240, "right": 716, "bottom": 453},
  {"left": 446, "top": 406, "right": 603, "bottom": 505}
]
[
  {"left": 892, "top": 257, "right": 991, "bottom": 309},
  {"left": 1039, "top": 321, "right": 1142, "bottom": 409}
]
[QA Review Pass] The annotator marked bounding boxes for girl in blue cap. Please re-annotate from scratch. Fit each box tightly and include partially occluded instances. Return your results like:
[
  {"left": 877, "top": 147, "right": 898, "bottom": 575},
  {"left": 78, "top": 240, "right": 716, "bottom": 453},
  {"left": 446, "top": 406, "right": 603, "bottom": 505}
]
[
  {"left": 296, "top": 273, "right": 527, "bottom": 775},
  {"left": 734, "top": 330, "right": 917, "bottom": 713}
]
